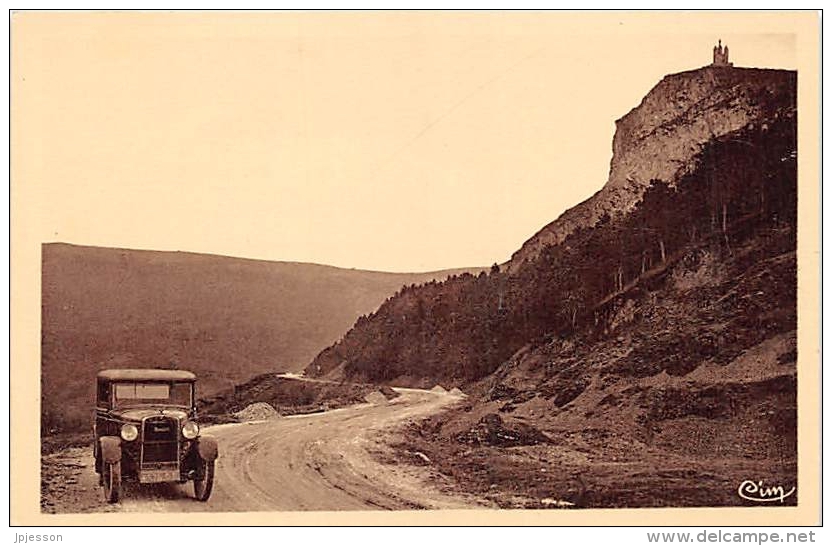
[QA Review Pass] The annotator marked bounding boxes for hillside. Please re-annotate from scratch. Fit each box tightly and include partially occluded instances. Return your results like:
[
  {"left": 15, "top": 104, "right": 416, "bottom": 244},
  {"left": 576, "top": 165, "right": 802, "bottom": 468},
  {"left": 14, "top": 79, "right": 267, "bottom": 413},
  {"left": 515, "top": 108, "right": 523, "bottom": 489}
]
[
  {"left": 305, "top": 65, "right": 798, "bottom": 506},
  {"left": 307, "top": 66, "right": 796, "bottom": 387},
  {"left": 41, "top": 243, "right": 477, "bottom": 433}
]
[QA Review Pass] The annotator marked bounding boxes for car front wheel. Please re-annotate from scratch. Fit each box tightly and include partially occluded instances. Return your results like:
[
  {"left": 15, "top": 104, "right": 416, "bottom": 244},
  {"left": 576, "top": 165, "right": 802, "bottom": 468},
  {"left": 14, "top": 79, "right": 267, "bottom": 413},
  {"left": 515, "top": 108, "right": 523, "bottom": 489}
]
[
  {"left": 103, "top": 461, "right": 121, "bottom": 503},
  {"left": 193, "top": 459, "right": 214, "bottom": 502}
]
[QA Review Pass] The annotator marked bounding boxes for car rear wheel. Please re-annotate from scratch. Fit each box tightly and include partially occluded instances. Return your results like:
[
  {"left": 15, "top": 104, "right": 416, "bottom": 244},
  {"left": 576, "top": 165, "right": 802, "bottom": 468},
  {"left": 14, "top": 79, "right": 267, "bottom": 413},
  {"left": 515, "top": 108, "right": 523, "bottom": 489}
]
[
  {"left": 193, "top": 459, "right": 214, "bottom": 501},
  {"left": 103, "top": 461, "right": 121, "bottom": 503}
]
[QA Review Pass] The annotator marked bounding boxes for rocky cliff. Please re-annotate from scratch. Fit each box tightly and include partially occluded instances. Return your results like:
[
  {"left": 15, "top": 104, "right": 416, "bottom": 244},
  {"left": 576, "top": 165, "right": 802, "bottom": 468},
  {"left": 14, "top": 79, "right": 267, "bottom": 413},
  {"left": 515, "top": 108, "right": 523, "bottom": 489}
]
[
  {"left": 508, "top": 67, "right": 796, "bottom": 270},
  {"left": 306, "top": 65, "right": 797, "bottom": 393}
]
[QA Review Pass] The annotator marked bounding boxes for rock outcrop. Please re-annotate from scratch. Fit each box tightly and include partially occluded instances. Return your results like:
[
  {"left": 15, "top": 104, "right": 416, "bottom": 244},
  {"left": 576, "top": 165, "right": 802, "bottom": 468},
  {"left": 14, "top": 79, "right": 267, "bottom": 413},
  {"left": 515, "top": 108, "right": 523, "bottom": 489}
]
[{"left": 508, "top": 67, "right": 796, "bottom": 270}]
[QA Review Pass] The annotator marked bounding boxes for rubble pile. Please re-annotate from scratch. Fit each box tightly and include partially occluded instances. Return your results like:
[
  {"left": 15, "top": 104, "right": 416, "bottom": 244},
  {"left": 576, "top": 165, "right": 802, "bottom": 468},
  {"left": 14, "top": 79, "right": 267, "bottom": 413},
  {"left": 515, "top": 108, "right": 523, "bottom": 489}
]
[{"left": 233, "top": 402, "right": 279, "bottom": 421}]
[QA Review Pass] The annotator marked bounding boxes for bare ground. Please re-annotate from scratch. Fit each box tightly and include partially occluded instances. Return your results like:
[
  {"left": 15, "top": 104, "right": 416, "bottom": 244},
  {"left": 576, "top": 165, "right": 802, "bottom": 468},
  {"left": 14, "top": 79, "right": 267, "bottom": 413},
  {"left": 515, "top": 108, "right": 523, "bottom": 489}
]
[{"left": 393, "top": 418, "right": 797, "bottom": 509}]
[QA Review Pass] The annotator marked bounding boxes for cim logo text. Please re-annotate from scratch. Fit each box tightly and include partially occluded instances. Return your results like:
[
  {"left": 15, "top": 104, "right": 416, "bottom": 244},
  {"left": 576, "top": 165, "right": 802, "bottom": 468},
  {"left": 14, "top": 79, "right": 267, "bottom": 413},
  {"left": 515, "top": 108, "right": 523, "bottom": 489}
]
[{"left": 737, "top": 480, "right": 796, "bottom": 503}]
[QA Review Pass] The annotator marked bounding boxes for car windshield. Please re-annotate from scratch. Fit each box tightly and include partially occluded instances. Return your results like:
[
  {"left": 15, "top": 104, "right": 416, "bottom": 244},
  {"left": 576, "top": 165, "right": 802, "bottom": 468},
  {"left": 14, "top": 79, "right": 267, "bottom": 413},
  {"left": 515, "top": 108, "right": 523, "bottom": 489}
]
[{"left": 112, "top": 382, "right": 192, "bottom": 408}]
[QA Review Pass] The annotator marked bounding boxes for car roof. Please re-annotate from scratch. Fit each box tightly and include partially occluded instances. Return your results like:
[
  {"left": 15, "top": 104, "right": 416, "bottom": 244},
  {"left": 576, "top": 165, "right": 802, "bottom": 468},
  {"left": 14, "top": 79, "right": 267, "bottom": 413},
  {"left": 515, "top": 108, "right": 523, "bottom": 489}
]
[{"left": 96, "top": 369, "right": 197, "bottom": 382}]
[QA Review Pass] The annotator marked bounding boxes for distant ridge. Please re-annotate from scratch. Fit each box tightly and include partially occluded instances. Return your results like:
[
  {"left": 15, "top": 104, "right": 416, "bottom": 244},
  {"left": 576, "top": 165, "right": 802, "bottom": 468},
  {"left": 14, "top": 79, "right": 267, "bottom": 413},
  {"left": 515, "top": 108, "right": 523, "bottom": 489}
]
[
  {"left": 43, "top": 241, "right": 481, "bottom": 275},
  {"left": 41, "top": 242, "right": 481, "bottom": 432}
]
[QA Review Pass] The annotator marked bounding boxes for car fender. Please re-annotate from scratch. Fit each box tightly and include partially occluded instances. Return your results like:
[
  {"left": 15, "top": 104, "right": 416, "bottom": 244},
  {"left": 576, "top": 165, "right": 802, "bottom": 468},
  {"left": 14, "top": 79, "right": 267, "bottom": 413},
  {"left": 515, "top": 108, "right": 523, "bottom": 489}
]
[
  {"left": 99, "top": 436, "right": 122, "bottom": 463},
  {"left": 196, "top": 435, "right": 218, "bottom": 461}
]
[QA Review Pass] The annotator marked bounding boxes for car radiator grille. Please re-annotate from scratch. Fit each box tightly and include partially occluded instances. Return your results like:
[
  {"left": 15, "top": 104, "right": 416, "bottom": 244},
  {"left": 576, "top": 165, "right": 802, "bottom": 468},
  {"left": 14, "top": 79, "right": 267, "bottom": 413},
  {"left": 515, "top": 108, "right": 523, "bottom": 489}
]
[{"left": 141, "top": 416, "right": 179, "bottom": 464}]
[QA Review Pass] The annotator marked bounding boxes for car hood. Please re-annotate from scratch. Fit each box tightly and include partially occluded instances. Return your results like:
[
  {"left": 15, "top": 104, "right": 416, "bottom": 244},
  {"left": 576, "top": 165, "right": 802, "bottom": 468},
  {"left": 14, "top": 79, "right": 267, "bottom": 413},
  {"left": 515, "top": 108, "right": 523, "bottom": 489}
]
[{"left": 111, "top": 408, "right": 190, "bottom": 423}]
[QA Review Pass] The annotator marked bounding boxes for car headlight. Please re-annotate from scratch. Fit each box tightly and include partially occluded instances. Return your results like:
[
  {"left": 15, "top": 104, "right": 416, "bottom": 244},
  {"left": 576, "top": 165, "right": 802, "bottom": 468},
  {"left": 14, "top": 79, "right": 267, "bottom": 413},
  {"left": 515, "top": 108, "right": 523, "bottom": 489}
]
[
  {"left": 182, "top": 420, "right": 199, "bottom": 439},
  {"left": 120, "top": 424, "right": 139, "bottom": 442}
]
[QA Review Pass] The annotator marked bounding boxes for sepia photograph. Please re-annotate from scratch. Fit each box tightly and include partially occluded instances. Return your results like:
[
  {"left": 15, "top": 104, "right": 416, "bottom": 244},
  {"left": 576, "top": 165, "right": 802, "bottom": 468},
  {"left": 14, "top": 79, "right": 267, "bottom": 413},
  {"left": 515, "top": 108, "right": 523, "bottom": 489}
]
[{"left": 10, "top": 10, "right": 820, "bottom": 526}]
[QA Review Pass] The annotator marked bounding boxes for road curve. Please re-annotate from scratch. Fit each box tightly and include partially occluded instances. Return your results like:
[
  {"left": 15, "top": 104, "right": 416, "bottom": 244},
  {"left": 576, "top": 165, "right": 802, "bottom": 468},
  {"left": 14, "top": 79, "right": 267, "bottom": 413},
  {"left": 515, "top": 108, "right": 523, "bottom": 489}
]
[{"left": 112, "top": 388, "right": 481, "bottom": 512}]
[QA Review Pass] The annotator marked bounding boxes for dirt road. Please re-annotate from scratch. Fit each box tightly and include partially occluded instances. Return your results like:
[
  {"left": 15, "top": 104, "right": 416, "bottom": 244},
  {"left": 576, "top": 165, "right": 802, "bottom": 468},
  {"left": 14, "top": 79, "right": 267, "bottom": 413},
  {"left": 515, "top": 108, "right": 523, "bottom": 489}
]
[{"left": 42, "top": 388, "right": 486, "bottom": 513}]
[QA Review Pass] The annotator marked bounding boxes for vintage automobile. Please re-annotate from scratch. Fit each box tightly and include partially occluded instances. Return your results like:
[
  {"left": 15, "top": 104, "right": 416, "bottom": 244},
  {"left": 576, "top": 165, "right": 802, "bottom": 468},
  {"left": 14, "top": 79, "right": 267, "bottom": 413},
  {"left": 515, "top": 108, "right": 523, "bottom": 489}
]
[{"left": 93, "top": 369, "right": 218, "bottom": 503}]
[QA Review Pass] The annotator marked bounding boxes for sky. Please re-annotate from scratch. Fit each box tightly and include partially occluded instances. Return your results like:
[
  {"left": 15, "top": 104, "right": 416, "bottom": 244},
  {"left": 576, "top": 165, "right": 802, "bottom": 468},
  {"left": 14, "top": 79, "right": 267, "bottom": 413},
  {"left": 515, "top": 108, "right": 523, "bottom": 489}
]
[{"left": 13, "top": 12, "right": 800, "bottom": 272}]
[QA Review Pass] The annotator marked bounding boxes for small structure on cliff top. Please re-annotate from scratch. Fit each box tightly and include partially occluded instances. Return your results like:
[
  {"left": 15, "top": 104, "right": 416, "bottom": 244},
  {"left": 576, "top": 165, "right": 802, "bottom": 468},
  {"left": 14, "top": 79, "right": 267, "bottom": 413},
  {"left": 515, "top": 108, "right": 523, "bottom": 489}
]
[{"left": 712, "top": 39, "right": 733, "bottom": 67}]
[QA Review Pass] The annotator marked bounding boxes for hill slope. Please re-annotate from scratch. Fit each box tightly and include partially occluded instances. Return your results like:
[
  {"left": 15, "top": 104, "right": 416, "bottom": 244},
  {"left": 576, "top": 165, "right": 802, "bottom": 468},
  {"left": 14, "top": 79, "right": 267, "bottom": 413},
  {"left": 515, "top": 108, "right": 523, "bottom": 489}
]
[
  {"left": 41, "top": 243, "right": 477, "bottom": 432},
  {"left": 304, "top": 65, "right": 797, "bottom": 506},
  {"left": 306, "top": 66, "right": 796, "bottom": 387}
]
